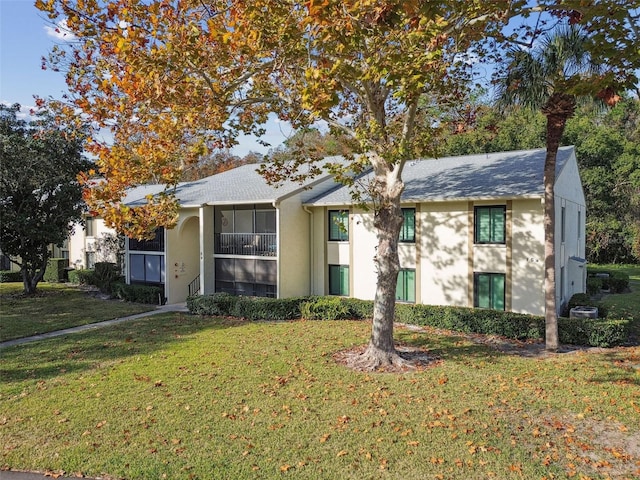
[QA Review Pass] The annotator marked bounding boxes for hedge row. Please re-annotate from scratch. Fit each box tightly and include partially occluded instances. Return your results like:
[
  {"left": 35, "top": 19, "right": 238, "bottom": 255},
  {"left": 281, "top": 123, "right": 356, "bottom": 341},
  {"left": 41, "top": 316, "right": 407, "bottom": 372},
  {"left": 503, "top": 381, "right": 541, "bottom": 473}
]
[
  {"left": 0, "top": 270, "right": 22, "bottom": 283},
  {"left": 111, "top": 282, "right": 164, "bottom": 304},
  {"left": 187, "top": 295, "right": 630, "bottom": 348}
]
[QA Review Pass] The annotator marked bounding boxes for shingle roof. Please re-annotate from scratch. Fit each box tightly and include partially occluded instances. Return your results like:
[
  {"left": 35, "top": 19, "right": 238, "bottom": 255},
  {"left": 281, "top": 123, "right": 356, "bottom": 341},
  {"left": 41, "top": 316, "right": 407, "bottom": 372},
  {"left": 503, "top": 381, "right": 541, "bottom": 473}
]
[
  {"left": 304, "top": 147, "right": 575, "bottom": 206},
  {"left": 124, "top": 157, "right": 344, "bottom": 207},
  {"left": 124, "top": 147, "right": 575, "bottom": 207}
]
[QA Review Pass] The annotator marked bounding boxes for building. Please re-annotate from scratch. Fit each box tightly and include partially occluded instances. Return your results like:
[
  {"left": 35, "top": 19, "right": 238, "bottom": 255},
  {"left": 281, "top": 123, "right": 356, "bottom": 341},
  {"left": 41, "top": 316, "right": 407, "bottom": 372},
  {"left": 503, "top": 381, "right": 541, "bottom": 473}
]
[{"left": 68, "top": 147, "right": 586, "bottom": 315}]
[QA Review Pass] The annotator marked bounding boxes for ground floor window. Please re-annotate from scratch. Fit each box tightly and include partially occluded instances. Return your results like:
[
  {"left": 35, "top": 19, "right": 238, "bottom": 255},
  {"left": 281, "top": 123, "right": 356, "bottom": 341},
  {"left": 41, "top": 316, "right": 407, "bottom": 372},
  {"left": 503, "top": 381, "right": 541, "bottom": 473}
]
[
  {"left": 396, "top": 269, "right": 415, "bottom": 303},
  {"left": 328, "top": 264, "right": 349, "bottom": 296},
  {"left": 86, "top": 251, "right": 96, "bottom": 270},
  {"left": 129, "top": 253, "right": 165, "bottom": 285},
  {"left": 474, "top": 272, "right": 505, "bottom": 310},
  {"left": 214, "top": 257, "right": 277, "bottom": 297}
]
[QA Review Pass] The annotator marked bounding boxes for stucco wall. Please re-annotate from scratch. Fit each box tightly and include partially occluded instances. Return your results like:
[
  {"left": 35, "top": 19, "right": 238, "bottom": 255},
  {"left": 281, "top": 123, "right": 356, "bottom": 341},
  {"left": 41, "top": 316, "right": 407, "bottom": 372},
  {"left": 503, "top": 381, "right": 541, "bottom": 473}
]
[
  {"left": 165, "top": 209, "right": 200, "bottom": 304},
  {"left": 68, "top": 217, "right": 117, "bottom": 269},
  {"left": 511, "top": 199, "right": 545, "bottom": 315},
  {"left": 554, "top": 152, "right": 587, "bottom": 308},
  {"left": 278, "top": 196, "right": 311, "bottom": 298},
  {"left": 420, "top": 201, "right": 470, "bottom": 307}
]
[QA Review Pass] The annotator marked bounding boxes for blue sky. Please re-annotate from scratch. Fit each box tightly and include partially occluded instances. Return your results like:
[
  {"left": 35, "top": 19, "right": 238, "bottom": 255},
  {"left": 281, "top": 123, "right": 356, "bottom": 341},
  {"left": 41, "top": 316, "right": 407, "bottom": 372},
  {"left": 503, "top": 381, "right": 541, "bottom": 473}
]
[{"left": 0, "top": 0, "right": 288, "bottom": 156}]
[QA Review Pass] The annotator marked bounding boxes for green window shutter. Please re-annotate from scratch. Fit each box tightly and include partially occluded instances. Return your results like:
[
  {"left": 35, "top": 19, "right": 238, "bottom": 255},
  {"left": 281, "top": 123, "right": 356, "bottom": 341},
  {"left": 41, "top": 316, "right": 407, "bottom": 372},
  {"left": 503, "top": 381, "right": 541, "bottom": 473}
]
[
  {"left": 491, "top": 208, "right": 505, "bottom": 243},
  {"left": 400, "top": 209, "right": 415, "bottom": 242},
  {"left": 396, "top": 269, "right": 415, "bottom": 303},
  {"left": 340, "top": 265, "right": 349, "bottom": 296},
  {"left": 491, "top": 274, "right": 505, "bottom": 310},
  {"left": 475, "top": 273, "right": 491, "bottom": 309},
  {"left": 329, "top": 265, "right": 349, "bottom": 295},
  {"left": 476, "top": 208, "right": 491, "bottom": 243}
]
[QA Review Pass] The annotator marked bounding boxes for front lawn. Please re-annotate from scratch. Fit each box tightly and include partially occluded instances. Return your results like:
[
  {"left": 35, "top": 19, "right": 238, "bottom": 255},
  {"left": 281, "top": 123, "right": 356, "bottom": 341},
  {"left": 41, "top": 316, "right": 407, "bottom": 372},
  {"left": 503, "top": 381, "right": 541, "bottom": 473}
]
[
  {"left": 0, "top": 283, "right": 155, "bottom": 342},
  {"left": 1, "top": 314, "right": 638, "bottom": 479}
]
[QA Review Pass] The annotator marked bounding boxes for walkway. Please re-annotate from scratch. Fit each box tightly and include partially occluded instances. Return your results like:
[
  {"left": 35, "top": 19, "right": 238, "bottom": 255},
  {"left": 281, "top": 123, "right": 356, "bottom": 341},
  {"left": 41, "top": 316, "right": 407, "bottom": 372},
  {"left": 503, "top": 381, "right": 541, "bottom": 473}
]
[{"left": 0, "top": 303, "right": 189, "bottom": 349}]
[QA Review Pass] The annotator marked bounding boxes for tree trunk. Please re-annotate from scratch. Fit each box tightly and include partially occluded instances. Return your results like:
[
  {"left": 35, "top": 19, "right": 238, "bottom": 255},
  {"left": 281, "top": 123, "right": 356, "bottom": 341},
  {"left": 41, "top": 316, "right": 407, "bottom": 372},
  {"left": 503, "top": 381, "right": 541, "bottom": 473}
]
[
  {"left": 541, "top": 93, "right": 576, "bottom": 352},
  {"left": 357, "top": 165, "right": 406, "bottom": 369}
]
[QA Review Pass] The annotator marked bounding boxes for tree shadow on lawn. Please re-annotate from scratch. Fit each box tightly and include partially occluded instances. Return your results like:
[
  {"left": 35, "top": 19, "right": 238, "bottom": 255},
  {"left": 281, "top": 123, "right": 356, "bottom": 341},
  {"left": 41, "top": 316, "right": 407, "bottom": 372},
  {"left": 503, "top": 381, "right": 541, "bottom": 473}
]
[
  {"left": 585, "top": 348, "right": 640, "bottom": 386},
  {"left": 0, "top": 313, "right": 248, "bottom": 384}
]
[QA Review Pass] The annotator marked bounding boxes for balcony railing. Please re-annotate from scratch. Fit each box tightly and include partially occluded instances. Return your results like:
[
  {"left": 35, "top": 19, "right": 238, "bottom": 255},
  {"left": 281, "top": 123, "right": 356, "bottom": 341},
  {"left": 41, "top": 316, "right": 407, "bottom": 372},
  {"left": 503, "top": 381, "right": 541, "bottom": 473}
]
[{"left": 215, "top": 233, "right": 277, "bottom": 256}]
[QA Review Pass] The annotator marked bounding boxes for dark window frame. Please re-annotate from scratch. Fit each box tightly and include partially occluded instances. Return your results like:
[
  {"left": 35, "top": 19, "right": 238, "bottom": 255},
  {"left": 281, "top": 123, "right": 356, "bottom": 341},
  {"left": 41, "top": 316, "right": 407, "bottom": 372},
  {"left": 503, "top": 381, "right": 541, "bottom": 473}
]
[
  {"left": 399, "top": 208, "right": 416, "bottom": 243},
  {"left": 396, "top": 268, "right": 416, "bottom": 303},
  {"left": 474, "top": 206, "right": 506, "bottom": 244},
  {"left": 328, "top": 264, "right": 349, "bottom": 296},
  {"left": 328, "top": 210, "right": 349, "bottom": 242},
  {"left": 473, "top": 272, "right": 506, "bottom": 311}
]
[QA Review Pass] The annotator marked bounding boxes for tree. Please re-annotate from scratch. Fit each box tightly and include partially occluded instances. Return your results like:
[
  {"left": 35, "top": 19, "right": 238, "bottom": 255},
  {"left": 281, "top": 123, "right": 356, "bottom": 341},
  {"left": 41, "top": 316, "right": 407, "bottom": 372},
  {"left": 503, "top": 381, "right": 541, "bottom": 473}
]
[
  {"left": 38, "top": 0, "right": 637, "bottom": 368},
  {"left": 0, "top": 103, "right": 90, "bottom": 294},
  {"left": 494, "top": 22, "right": 638, "bottom": 351}
]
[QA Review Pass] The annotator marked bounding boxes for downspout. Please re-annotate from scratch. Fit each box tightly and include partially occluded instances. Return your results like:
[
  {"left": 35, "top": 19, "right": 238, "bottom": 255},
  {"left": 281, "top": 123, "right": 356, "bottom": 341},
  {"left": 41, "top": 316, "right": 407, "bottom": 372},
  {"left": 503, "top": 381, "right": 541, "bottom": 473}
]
[
  {"left": 273, "top": 200, "right": 280, "bottom": 298},
  {"left": 303, "top": 205, "right": 314, "bottom": 296}
]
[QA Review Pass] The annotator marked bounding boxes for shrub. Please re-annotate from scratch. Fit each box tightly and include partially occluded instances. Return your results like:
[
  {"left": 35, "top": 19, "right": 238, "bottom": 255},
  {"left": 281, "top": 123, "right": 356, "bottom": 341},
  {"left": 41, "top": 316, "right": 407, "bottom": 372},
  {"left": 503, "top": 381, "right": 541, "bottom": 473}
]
[
  {"left": 93, "top": 262, "right": 120, "bottom": 293},
  {"left": 67, "top": 269, "right": 96, "bottom": 285},
  {"left": 301, "top": 297, "right": 351, "bottom": 320},
  {"left": 111, "top": 282, "right": 163, "bottom": 304},
  {"left": 0, "top": 270, "right": 22, "bottom": 283},
  {"left": 44, "top": 258, "right": 68, "bottom": 283},
  {"left": 187, "top": 292, "right": 238, "bottom": 316},
  {"left": 586, "top": 276, "right": 602, "bottom": 295},
  {"left": 609, "top": 271, "right": 630, "bottom": 293},
  {"left": 340, "top": 298, "right": 374, "bottom": 319},
  {"left": 234, "top": 296, "right": 307, "bottom": 321},
  {"left": 558, "top": 317, "right": 629, "bottom": 347}
]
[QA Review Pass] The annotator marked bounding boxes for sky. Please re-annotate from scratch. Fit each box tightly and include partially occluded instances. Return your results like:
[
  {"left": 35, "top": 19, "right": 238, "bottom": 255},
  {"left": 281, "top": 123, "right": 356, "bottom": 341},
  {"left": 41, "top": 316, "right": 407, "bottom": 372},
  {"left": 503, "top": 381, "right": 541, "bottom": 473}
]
[{"left": 0, "top": 0, "right": 289, "bottom": 156}]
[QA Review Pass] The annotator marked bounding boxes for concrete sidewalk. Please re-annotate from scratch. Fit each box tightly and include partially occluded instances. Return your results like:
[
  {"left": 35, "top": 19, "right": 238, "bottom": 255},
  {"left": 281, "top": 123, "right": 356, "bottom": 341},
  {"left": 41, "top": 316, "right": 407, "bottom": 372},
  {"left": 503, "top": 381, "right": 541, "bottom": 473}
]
[{"left": 0, "top": 303, "right": 189, "bottom": 349}]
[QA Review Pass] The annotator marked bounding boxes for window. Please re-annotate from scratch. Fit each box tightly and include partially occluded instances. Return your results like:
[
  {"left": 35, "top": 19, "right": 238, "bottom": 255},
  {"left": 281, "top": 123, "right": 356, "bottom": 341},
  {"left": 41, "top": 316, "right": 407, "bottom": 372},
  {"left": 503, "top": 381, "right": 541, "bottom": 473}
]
[
  {"left": 577, "top": 210, "right": 581, "bottom": 238},
  {"left": 85, "top": 217, "right": 95, "bottom": 237},
  {"left": 474, "top": 273, "right": 505, "bottom": 310},
  {"left": 561, "top": 206, "right": 566, "bottom": 243},
  {"left": 474, "top": 206, "right": 506, "bottom": 244},
  {"left": 129, "top": 253, "right": 165, "bottom": 284},
  {"left": 328, "top": 264, "right": 349, "bottom": 296},
  {"left": 396, "top": 269, "right": 415, "bottom": 303},
  {"left": 328, "top": 210, "right": 349, "bottom": 241},
  {"left": 560, "top": 266, "right": 565, "bottom": 301},
  {"left": 400, "top": 208, "right": 415, "bottom": 243},
  {"left": 129, "top": 228, "right": 164, "bottom": 252}
]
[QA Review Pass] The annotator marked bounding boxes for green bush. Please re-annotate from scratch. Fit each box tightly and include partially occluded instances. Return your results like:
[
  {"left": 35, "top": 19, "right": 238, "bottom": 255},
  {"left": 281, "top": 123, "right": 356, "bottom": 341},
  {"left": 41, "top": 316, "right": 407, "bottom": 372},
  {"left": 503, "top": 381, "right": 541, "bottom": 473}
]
[
  {"left": 0, "top": 270, "right": 22, "bottom": 283},
  {"left": 609, "top": 271, "right": 630, "bottom": 293},
  {"left": 586, "top": 276, "right": 602, "bottom": 295},
  {"left": 93, "top": 262, "right": 120, "bottom": 293},
  {"left": 67, "top": 269, "right": 96, "bottom": 285},
  {"left": 558, "top": 317, "right": 629, "bottom": 347},
  {"left": 111, "top": 282, "right": 163, "bottom": 304},
  {"left": 187, "top": 292, "right": 238, "bottom": 316},
  {"left": 301, "top": 297, "right": 351, "bottom": 320},
  {"left": 340, "top": 298, "right": 374, "bottom": 319},
  {"left": 234, "top": 296, "right": 307, "bottom": 321},
  {"left": 44, "top": 258, "right": 68, "bottom": 283}
]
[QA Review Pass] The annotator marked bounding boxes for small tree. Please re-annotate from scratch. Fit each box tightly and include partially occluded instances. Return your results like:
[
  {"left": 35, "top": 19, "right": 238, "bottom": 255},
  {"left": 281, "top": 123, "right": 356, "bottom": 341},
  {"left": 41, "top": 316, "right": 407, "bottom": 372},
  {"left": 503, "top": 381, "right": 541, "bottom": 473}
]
[{"left": 0, "top": 103, "right": 90, "bottom": 294}]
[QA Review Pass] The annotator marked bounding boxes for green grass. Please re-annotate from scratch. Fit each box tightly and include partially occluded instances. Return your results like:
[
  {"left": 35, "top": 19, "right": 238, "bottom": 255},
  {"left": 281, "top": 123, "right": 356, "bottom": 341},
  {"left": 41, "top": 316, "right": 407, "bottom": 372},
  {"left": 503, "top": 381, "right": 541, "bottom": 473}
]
[
  {"left": 0, "top": 283, "right": 155, "bottom": 342},
  {"left": 592, "top": 264, "right": 640, "bottom": 342},
  {"left": 1, "top": 314, "right": 639, "bottom": 479}
]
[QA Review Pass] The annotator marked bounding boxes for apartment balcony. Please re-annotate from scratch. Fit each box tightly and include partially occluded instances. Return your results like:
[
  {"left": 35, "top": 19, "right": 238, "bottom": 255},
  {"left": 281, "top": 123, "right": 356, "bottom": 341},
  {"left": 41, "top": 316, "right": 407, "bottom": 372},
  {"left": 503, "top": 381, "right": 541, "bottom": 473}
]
[{"left": 214, "top": 233, "right": 277, "bottom": 257}]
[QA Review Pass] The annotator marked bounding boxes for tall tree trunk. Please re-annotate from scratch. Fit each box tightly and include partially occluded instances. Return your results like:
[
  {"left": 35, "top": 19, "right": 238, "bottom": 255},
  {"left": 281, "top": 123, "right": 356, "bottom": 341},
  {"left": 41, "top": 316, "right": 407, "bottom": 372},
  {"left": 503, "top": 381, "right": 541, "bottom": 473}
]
[
  {"left": 358, "top": 164, "right": 406, "bottom": 369},
  {"left": 541, "top": 93, "right": 576, "bottom": 352}
]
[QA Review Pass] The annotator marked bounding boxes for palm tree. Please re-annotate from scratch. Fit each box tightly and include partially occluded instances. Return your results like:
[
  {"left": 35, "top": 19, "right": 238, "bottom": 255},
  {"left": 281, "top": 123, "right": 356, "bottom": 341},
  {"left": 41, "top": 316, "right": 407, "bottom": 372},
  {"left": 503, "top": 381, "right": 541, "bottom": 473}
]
[{"left": 496, "top": 26, "right": 598, "bottom": 351}]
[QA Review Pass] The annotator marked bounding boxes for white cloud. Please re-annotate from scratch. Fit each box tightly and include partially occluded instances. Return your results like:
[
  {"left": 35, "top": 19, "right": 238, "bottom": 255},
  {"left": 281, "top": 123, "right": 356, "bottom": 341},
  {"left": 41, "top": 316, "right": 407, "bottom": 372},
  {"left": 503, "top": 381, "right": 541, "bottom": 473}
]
[{"left": 44, "top": 19, "right": 77, "bottom": 41}]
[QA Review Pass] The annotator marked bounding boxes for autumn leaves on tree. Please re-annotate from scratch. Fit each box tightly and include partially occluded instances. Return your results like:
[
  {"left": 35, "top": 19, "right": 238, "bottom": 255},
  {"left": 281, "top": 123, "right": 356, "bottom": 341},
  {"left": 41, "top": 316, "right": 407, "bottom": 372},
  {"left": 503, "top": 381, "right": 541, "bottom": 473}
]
[{"left": 37, "top": 0, "right": 638, "bottom": 366}]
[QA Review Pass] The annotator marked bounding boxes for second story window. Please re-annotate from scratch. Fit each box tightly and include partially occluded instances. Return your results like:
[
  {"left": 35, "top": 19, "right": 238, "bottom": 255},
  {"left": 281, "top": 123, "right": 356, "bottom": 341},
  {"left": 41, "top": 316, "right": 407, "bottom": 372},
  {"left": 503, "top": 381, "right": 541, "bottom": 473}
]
[
  {"left": 400, "top": 208, "right": 415, "bottom": 243},
  {"left": 85, "top": 217, "right": 95, "bottom": 237},
  {"left": 129, "top": 228, "right": 165, "bottom": 252},
  {"left": 474, "top": 206, "right": 505, "bottom": 244},
  {"left": 328, "top": 210, "right": 349, "bottom": 241}
]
